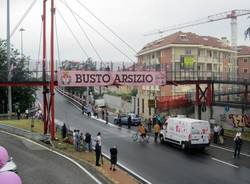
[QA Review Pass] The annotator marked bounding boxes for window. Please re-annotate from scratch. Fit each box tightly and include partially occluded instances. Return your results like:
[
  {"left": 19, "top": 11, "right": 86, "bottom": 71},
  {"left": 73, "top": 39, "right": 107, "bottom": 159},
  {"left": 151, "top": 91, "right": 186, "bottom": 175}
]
[
  {"left": 207, "top": 64, "right": 212, "bottom": 71},
  {"left": 213, "top": 51, "right": 218, "bottom": 58},
  {"left": 244, "top": 58, "right": 248, "bottom": 63},
  {"left": 180, "top": 34, "right": 188, "bottom": 41},
  {"left": 207, "top": 50, "right": 212, "bottom": 58},
  {"left": 185, "top": 48, "right": 191, "bottom": 55},
  {"left": 142, "top": 98, "right": 144, "bottom": 113},
  {"left": 152, "top": 53, "right": 155, "bottom": 59},
  {"left": 244, "top": 69, "right": 248, "bottom": 73},
  {"left": 197, "top": 49, "right": 201, "bottom": 57}
]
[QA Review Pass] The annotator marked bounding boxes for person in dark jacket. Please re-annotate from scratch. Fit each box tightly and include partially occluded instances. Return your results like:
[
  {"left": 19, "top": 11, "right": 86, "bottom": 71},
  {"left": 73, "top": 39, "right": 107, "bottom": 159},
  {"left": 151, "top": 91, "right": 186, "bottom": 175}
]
[
  {"left": 219, "top": 125, "right": 224, "bottom": 145},
  {"left": 85, "top": 132, "right": 92, "bottom": 152},
  {"left": 95, "top": 132, "right": 102, "bottom": 166},
  {"left": 110, "top": 146, "right": 118, "bottom": 171},
  {"left": 234, "top": 132, "right": 243, "bottom": 158},
  {"left": 61, "top": 123, "right": 67, "bottom": 139},
  {"left": 128, "top": 115, "right": 132, "bottom": 129},
  {"left": 118, "top": 113, "right": 122, "bottom": 127}
]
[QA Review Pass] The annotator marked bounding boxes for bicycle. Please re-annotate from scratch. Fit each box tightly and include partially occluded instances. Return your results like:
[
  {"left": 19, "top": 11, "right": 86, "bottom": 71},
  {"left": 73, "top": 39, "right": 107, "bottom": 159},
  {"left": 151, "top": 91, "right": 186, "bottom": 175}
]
[{"left": 132, "top": 132, "right": 150, "bottom": 143}]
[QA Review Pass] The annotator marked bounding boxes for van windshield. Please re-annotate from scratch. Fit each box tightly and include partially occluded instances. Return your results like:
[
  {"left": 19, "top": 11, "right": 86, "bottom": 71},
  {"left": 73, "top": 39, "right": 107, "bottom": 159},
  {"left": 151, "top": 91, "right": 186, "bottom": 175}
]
[{"left": 191, "top": 127, "right": 200, "bottom": 134}]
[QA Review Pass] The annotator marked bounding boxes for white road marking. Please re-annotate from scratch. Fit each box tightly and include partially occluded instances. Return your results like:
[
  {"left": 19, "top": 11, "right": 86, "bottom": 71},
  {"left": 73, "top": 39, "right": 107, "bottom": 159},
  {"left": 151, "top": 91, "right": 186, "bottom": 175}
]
[
  {"left": 0, "top": 130, "right": 102, "bottom": 184},
  {"left": 211, "top": 157, "right": 239, "bottom": 169},
  {"left": 101, "top": 152, "right": 152, "bottom": 184},
  {"left": 211, "top": 144, "right": 250, "bottom": 158}
]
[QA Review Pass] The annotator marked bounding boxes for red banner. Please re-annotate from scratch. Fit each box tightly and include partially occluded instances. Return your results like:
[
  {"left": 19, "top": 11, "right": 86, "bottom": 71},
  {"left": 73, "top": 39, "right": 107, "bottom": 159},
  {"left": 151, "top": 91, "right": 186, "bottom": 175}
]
[{"left": 58, "top": 70, "right": 166, "bottom": 87}]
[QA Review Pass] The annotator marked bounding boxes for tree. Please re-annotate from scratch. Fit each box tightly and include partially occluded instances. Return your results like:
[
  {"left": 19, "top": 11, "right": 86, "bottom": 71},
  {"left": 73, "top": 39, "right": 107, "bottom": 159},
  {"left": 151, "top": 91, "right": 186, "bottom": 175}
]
[
  {"left": 245, "top": 17, "right": 250, "bottom": 39},
  {"left": 245, "top": 27, "right": 250, "bottom": 39},
  {"left": 0, "top": 39, "right": 37, "bottom": 113}
]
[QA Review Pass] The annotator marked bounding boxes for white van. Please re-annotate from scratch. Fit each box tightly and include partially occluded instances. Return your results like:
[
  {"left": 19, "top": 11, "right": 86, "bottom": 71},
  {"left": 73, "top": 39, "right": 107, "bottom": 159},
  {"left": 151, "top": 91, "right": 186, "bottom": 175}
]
[{"left": 159, "top": 117, "right": 211, "bottom": 150}]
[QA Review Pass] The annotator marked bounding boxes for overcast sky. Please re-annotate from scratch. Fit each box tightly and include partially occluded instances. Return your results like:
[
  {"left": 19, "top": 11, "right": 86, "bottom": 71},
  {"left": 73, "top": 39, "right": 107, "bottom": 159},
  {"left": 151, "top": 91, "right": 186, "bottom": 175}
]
[{"left": 0, "top": 0, "right": 250, "bottom": 66}]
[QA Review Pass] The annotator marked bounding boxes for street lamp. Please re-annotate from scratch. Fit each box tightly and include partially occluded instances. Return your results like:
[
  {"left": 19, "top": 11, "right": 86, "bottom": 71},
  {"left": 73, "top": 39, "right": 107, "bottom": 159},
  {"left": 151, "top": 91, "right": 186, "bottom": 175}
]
[{"left": 19, "top": 28, "right": 25, "bottom": 58}]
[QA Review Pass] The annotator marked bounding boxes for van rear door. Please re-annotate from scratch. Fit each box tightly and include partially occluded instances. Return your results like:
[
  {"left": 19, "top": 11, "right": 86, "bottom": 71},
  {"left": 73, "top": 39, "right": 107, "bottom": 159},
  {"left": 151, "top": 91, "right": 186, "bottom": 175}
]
[{"left": 191, "top": 122, "right": 210, "bottom": 145}]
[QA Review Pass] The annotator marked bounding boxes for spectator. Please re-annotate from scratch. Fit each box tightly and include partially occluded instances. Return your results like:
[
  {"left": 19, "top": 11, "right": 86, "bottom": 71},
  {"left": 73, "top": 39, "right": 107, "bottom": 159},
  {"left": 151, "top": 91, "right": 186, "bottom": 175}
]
[
  {"left": 118, "top": 112, "right": 122, "bottom": 127},
  {"left": 213, "top": 124, "right": 219, "bottom": 144},
  {"left": 95, "top": 132, "right": 102, "bottom": 166},
  {"left": 234, "top": 131, "right": 243, "bottom": 158},
  {"left": 25, "top": 109, "right": 29, "bottom": 119},
  {"left": 105, "top": 109, "right": 109, "bottom": 124},
  {"left": 219, "top": 125, "right": 224, "bottom": 145},
  {"left": 75, "top": 130, "right": 81, "bottom": 151},
  {"left": 17, "top": 109, "right": 21, "bottom": 120},
  {"left": 147, "top": 118, "right": 153, "bottom": 133},
  {"left": 85, "top": 132, "right": 92, "bottom": 152},
  {"left": 73, "top": 129, "right": 77, "bottom": 145},
  {"left": 128, "top": 115, "right": 131, "bottom": 129},
  {"left": 61, "top": 123, "right": 67, "bottom": 139},
  {"left": 110, "top": 146, "right": 118, "bottom": 171},
  {"left": 102, "top": 109, "right": 105, "bottom": 120},
  {"left": 154, "top": 123, "right": 161, "bottom": 143}
]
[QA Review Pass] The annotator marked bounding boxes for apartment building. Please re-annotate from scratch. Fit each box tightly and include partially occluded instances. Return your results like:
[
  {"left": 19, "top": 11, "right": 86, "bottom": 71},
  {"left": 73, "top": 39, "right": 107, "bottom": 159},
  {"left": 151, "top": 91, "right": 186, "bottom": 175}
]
[
  {"left": 237, "top": 45, "right": 250, "bottom": 77},
  {"left": 136, "top": 31, "right": 236, "bottom": 118}
]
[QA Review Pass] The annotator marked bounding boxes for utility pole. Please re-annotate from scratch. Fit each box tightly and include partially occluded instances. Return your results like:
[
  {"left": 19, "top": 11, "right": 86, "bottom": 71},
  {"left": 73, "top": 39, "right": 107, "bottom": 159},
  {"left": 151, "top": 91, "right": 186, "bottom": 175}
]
[{"left": 7, "top": 0, "right": 12, "bottom": 118}]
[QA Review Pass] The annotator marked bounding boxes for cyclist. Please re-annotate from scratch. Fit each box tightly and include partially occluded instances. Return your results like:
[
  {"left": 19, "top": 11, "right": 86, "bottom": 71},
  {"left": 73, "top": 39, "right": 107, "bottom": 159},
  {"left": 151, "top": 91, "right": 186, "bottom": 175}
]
[{"left": 138, "top": 123, "right": 147, "bottom": 141}]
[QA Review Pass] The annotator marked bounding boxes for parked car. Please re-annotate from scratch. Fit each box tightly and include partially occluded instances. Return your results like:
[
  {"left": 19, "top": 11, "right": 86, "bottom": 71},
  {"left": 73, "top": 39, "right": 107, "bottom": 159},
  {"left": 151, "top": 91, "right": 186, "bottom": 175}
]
[
  {"left": 0, "top": 157, "right": 17, "bottom": 173},
  {"left": 114, "top": 113, "right": 141, "bottom": 126}
]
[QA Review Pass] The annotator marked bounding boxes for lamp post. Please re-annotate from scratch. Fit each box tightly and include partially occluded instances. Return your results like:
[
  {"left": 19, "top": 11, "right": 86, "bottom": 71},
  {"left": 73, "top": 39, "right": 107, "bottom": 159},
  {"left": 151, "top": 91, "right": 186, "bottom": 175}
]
[
  {"left": 19, "top": 28, "right": 25, "bottom": 57},
  {"left": 7, "top": 0, "right": 12, "bottom": 118}
]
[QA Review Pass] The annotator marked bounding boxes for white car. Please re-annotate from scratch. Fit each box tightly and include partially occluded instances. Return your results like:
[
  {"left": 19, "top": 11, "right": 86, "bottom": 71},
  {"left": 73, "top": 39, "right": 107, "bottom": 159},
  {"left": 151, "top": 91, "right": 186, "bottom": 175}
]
[{"left": 0, "top": 157, "right": 17, "bottom": 173}]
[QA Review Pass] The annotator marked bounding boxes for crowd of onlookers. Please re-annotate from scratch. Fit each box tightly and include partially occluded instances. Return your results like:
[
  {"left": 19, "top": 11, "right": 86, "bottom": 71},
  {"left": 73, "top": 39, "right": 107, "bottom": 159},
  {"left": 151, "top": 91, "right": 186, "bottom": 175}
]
[{"left": 61, "top": 124, "right": 118, "bottom": 170}]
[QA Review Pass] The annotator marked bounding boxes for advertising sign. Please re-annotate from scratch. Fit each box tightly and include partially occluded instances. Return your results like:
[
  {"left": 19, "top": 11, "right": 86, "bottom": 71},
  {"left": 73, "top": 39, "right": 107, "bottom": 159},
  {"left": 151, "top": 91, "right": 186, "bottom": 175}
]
[
  {"left": 180, "top": 55, "right": 194, "bottom": 69},
  {"left": 58, "top": 70, "right": 166, "bottom": 87}
]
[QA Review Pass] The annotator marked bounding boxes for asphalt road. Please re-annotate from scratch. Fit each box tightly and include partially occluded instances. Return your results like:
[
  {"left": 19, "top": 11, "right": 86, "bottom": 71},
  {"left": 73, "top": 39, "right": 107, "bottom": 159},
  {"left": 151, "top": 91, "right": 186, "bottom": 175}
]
[
  {"left": 42, "top": 91, "right": 250, "bottom": 184},
  {"left": 0, "top": 131, "right": 100, "bottom": 184}
]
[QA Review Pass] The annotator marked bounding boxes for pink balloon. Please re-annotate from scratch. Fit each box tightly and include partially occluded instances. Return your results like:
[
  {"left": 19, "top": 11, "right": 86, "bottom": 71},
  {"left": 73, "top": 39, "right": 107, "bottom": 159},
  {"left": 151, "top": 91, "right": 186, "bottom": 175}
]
[
  {"left": 0, "top": 146, "right": 9, "bottom": 169},
  {"left": 0, "top": 172, "right": 22, "bottom": 184}
]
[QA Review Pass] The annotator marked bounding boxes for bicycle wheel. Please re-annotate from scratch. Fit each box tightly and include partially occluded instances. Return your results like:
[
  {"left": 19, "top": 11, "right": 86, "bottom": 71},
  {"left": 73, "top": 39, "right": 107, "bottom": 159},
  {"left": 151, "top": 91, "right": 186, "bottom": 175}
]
[{"left": 132, "top": 133, "right": 138, "bottom": 142}]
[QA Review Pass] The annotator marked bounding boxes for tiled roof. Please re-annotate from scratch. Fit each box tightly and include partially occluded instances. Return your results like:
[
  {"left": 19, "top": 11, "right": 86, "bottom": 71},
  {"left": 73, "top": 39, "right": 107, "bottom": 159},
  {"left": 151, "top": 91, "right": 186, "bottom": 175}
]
[
  {"left": 138, "top": 31, "right": 233, "bottom": 55},
  {"left": 237, "top": 45, "right": 250, "bottom": 55}
]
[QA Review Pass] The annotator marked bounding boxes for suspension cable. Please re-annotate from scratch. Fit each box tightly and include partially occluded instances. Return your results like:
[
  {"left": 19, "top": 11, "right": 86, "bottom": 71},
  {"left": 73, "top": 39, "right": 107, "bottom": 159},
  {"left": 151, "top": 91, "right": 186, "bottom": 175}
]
[
  {"left": 37, "top": 21, "right": 43, "bottom": 70},
  {"left": 10, "top": 0, "right": 38, "bottom": 38},
  {"left": 59, "top": 1, "right": 135, "bottom": 62},
  {"left": 74, "top": 0, "right": 137, "bottom": 54},
  {"left": 55, "top": 15, "right": 61, "bottom": 69},
  {"left": 62, "top": 0, "right": 103, "bottom": 62},
  {"left": 57, "top": 9, "right": 89, "bottom": 59}
]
